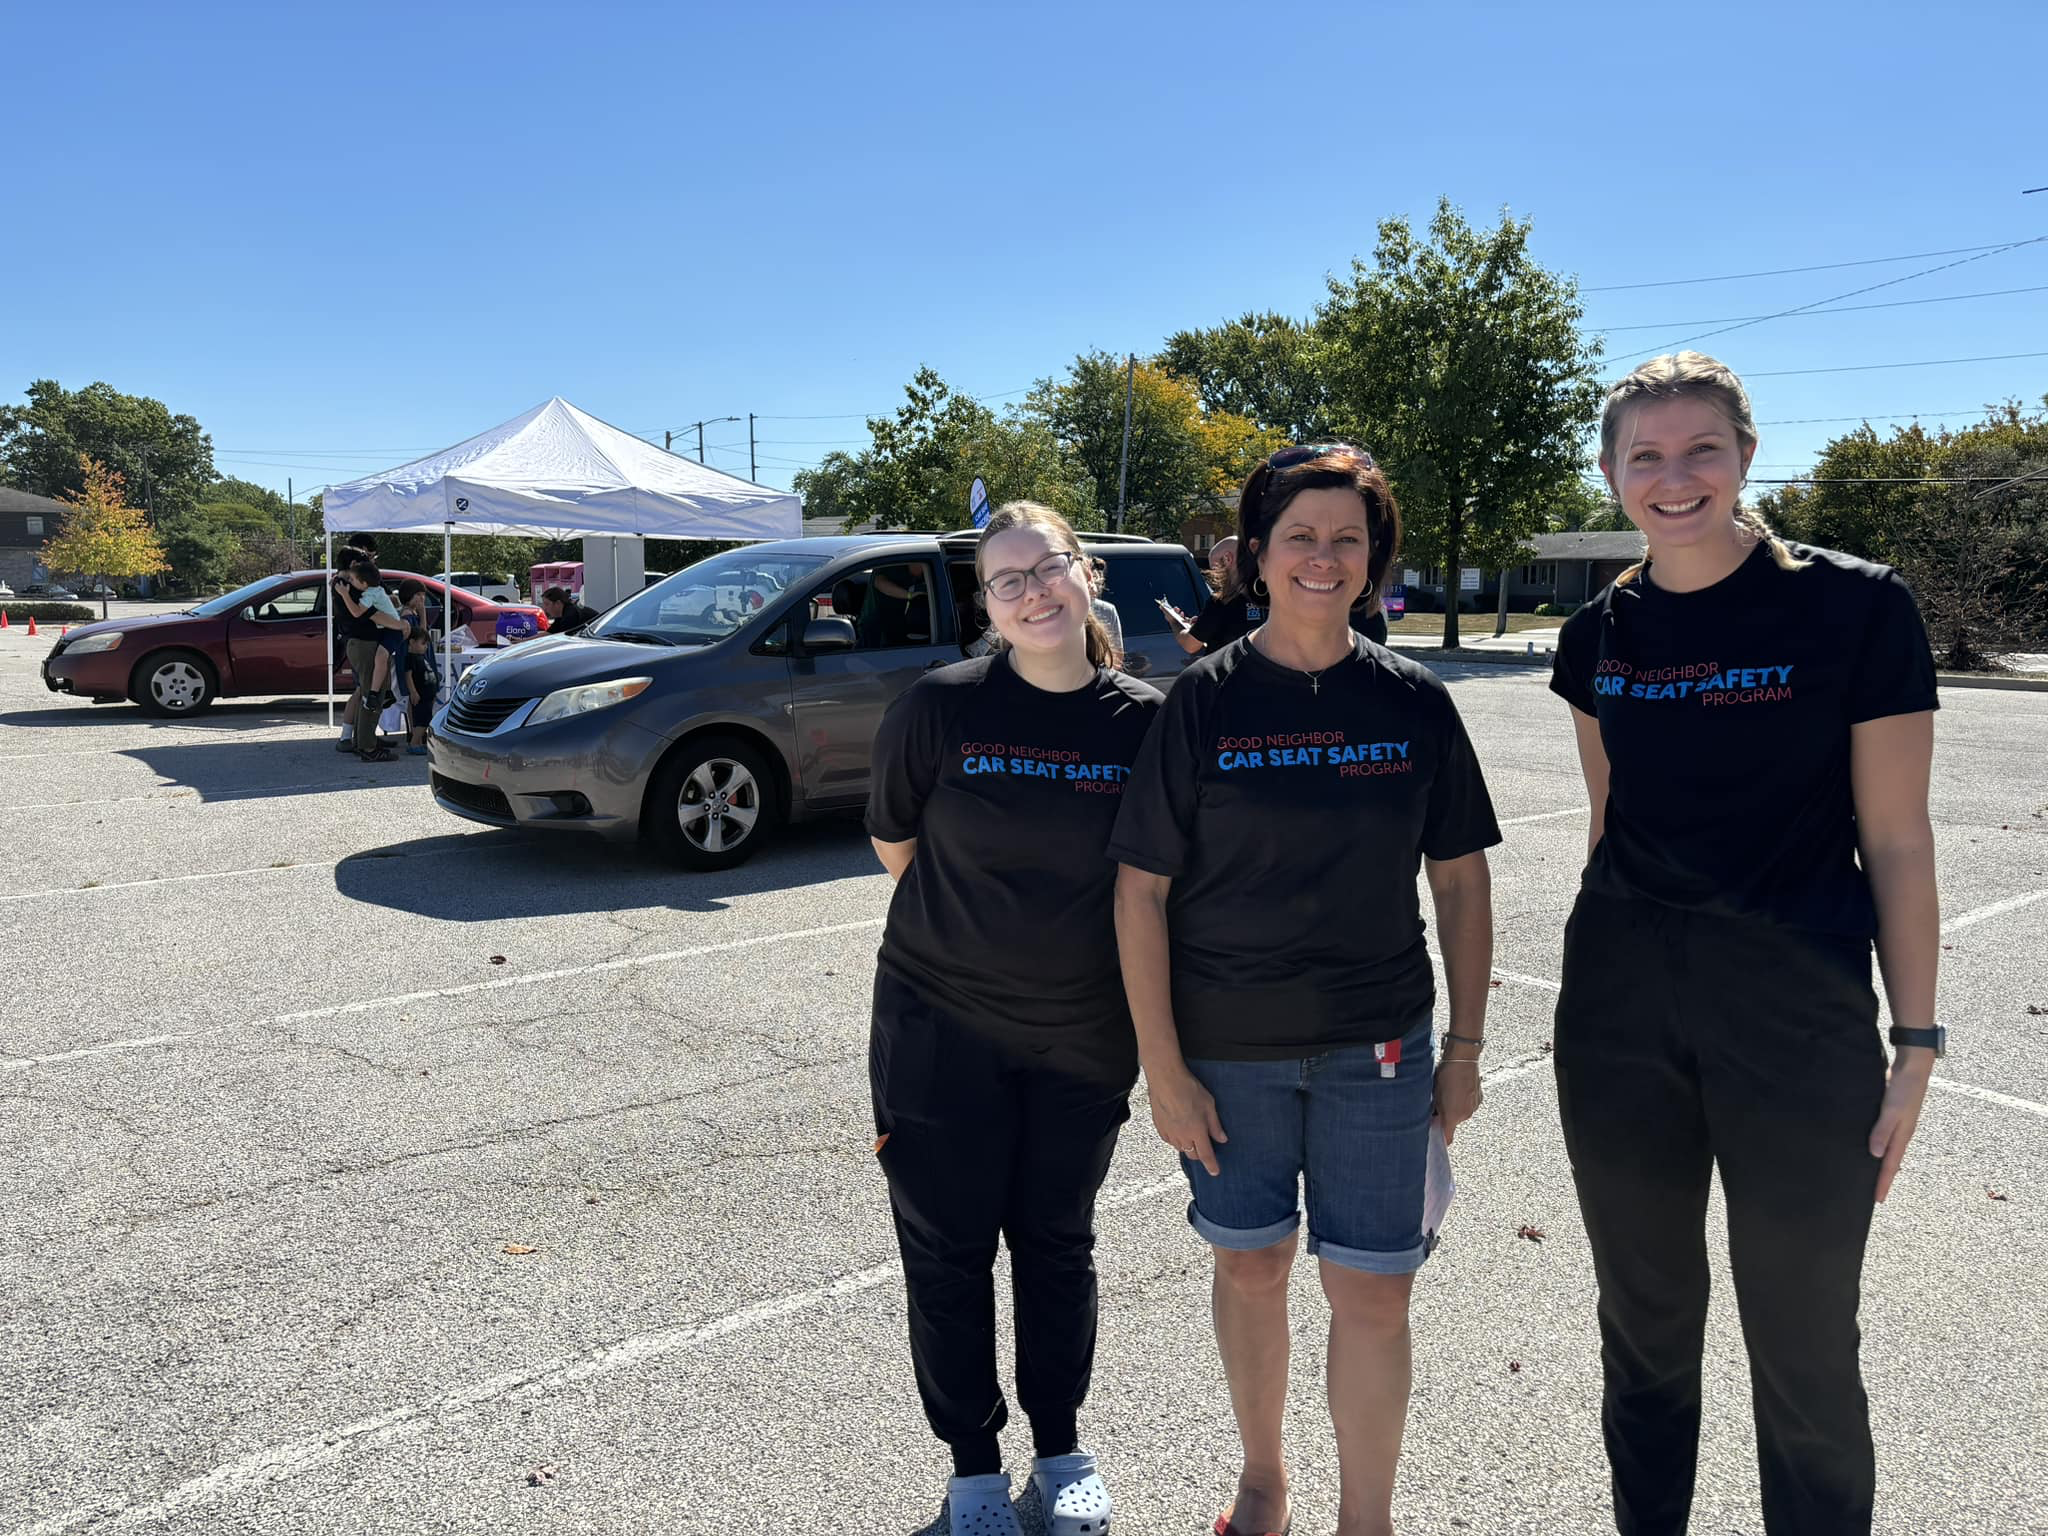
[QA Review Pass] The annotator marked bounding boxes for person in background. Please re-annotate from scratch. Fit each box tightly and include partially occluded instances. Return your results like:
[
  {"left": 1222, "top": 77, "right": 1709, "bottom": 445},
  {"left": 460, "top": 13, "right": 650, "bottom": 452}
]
[
  {"left": 1160, "top": 534, "right": 1266, "bottom": 656},
  {"left": 331, "top": 534, "right": 379, "bottom": 749},
  {"left": 867, "top": 502, "right": 1158, "bottom": 1536},
  {"left": 1086, "top": 557, "right": 1125, "bottom": 659},
  {"left": 1550, "top": 351, "right": 1940, "bottom": 1536},
  {"left": 337, "top": 560, "right": 405, "bottom": 761},
  {"left": 403, "top": 626, "right": 439, "bottom": 756},
  {"left": 539, "top": 586, "right": 596, "bottom": 635}
]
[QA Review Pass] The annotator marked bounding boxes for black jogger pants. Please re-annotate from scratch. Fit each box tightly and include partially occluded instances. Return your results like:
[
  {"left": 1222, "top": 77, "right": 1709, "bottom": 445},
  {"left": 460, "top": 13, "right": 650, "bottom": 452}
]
[
  {"left": 1554, "top": 891, "right": 1888, "bottom": 1536},
  {"left": 869, "top": 968, "right": 1132, "bottom": 1475}
]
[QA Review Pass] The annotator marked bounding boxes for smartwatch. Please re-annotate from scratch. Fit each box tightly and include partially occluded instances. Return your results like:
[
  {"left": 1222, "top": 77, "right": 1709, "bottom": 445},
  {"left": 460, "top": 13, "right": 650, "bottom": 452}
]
[{"left": 1886, "top": 1025, "right": 1946, "bottom": 1057}]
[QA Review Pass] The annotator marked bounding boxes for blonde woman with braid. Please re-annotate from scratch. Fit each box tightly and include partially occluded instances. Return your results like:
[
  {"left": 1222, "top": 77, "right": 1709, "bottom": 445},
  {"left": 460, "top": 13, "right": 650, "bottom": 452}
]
[{"left": 1549, "top": 353, "right": 1941, "bottom": 1536}]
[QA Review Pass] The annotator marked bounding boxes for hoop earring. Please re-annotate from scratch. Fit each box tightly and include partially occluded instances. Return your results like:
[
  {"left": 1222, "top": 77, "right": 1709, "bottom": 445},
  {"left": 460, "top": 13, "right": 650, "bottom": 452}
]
[
  {"left": 1252, "top": 577, "right": 1269, "bottom": 599},
  {"left": 1359, "top": 578, "right": 1376, "bottom": 604}
]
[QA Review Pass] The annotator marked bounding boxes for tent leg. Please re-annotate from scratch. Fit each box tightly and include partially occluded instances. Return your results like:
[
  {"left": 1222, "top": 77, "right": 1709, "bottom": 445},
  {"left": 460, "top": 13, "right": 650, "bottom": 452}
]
[
  {"left": 443, "top": 522, "right": 454, "bottom": 709},
  {"left": 324, "top": 531, "right": 334, "bottom": 731}
]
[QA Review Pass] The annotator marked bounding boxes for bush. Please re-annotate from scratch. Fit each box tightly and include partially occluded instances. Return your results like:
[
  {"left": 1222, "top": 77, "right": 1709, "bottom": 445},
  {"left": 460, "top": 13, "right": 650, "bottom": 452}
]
[
  {"left": 1534, "top": 601, "right": 1583, "bottom": 618},
  {"left": 2, "top": 602, "right": 96, "bottom": 623}
]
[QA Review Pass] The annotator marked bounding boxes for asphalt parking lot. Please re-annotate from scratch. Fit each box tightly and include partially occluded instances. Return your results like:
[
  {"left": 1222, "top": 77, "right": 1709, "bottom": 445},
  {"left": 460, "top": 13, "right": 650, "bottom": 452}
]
[{"left": 2, "top": 623, "right": 2043, "bottom": 1536}]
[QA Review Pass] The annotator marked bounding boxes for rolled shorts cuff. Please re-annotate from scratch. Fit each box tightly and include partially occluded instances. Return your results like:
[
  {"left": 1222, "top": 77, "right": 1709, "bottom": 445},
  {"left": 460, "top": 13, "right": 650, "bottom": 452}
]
[
  {"left": 1306, "top": 1231, "right": 1429, "bottom": 1276},
  {"left": 1186, "top": 1202, "right": 1299, "bottom": 1252}
]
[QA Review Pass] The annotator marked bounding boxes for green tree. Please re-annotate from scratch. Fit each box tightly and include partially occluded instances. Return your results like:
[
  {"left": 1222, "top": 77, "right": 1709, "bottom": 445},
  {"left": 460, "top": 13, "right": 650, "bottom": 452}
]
[
  {"left": 42, "top": 456, "right": 170, "bottom": 617},
  {"left": 791, "top": 368, "right": 1097, "bottom": 534},
  {"left": 0, "top": 380, "right": 216, "bottom": 521},
  {"left": 1755, "top": 422, "right": 1938, "bottom": 563},
  {"left": 1160, "top": 312, "right": 1331, "bottom": 440},
  {"left": 1027, "top": 355, "right": 1215, "bottom": 540},
  {"left": 1548, "top": 475, "right": 1629, "bottom": 532},
  {"left": 1316, "top": 200, "right": 1606, "bottom": 646},
  {"left": 158, "top": 517, "right": 241, "bottom": 593}
]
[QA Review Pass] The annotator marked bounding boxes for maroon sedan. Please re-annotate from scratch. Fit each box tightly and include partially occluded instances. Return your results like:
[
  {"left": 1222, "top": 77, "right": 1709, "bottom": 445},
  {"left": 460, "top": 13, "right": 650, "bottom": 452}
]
[{"left": 41, "top": 569, "right": 545, "bottom": 716}]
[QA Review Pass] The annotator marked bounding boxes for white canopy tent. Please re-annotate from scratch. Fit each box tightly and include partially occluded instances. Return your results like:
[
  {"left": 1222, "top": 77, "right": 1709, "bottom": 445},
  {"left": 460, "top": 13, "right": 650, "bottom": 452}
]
[{"left": 317, "top": 397, "right": 802, "bottom": 730}]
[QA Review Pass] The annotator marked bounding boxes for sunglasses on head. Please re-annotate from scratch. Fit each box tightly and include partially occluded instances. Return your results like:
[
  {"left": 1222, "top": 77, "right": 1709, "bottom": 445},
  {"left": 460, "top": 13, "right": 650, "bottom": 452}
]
[{"left": 1267, "top": 442, "right": 1374, "bottom": 472}]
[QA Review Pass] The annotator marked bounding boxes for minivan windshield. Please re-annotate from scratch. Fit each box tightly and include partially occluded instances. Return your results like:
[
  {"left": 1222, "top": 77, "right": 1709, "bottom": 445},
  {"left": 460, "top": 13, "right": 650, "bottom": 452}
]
[{"left": 588, "top": 551, "right": 826, "bottom": 644}]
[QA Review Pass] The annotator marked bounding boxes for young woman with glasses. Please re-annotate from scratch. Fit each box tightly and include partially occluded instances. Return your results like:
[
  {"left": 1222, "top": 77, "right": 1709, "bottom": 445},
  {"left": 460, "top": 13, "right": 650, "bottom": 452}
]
[
  {"left": 1111, "top": 444, "right": 1501, "bottom": 1536},
  {"left": 867, "top": 501, "right": 1164, "bottom": 1536}
]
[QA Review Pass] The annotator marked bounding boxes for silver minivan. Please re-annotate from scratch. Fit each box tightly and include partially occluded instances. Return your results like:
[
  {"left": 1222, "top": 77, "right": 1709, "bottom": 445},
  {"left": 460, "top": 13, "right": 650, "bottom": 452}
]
[{"left": 427, "top": 532, "right": 1210, "bottom": 868}]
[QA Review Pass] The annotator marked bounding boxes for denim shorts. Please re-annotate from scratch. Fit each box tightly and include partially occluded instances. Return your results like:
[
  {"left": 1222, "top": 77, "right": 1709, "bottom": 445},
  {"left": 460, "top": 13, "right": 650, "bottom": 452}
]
[{"left": 1181, "top": 1013, "right": 1435, "bottom": 1275}]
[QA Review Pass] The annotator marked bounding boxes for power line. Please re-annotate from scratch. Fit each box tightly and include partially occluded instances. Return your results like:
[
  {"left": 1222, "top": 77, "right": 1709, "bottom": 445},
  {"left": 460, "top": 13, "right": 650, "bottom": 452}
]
[
  {"left": 1743, "top": 349, "right": 2048, "bottom": 379},
  {"left": 754, "top": 384, "right": 1032, "bottom": 423},
  {"left": 1631, "top": 237, "right": 2048, "bottom": 357},
  {"left": 1585, "top": 283, "right": 2048, "bottom": 335},
  {"left": 1756, "top": 408, "right": 1993, "bottom": 426},
  {"left": 1580, "top": 240, "right": 2039, "bottom": 293}
]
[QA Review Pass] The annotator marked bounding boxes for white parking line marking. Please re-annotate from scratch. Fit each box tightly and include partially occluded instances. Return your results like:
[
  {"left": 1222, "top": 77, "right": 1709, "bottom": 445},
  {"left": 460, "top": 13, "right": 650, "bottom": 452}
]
[
  {"left": 0, "top": 780, "right": 391, "bottom": 813},
  {"left": 3, "top": 918, "right": 890, "bottom": 1074},
  {"left": 0, "top": 859, "right": 345, "bottom": 903},
  {"left": 1497, "top": 806, "right": 1587, "bottom": 827},
  {"left": 1941, "top": 888, "right": 2048, "bottom": 934}
]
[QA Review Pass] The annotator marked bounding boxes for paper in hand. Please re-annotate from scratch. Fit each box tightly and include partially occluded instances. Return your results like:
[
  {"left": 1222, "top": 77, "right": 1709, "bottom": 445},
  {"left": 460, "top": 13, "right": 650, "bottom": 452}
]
[{"left": 1423, "top": 1116, "right": 1455, "bottom": 1243}]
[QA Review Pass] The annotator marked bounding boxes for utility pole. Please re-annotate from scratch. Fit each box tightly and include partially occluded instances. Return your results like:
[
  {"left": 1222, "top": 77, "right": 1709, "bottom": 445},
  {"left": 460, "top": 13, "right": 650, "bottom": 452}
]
[
  {"left": 664, "top": 431, "right": 672, "bottom": 451},
  {"left": 749, "top": 413, "right": 757, "bottom": 483},
  {"left": 288, "top": 478, "right": 296, "bottom": 565},
  {"left": 1114, "top": 353, "right": 1135, "bottom": 533}
]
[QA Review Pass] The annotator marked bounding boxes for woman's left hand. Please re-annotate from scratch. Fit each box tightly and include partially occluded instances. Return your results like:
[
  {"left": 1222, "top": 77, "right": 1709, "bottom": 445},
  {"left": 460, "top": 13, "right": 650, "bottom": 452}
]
[
  {"left": 1433, "top": 1057, "right": 1483, "bottom": 1146},
  {"left": 1869, "top": 1052, "right": 1934, "bottom": 1202}
]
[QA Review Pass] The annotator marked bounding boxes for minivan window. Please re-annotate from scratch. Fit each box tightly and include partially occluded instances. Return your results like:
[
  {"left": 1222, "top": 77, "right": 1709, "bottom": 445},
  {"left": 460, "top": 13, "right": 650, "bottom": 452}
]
[
  {"left": 803, "top": 561, "right": 941, "bottom": 649},
  {"left": 1101, "top": 555, "right": 1206, "bottom": 637},
  {"left": 590, "top": 551, "right": 825, "bottom": 644}
]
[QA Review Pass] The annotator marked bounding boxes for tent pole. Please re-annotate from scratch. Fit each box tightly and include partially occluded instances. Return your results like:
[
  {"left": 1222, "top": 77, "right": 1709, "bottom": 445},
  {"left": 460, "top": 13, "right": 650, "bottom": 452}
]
[
  {"left": 443, "top": 521, "right": 454, "bottom": 704},
  {"left": 610, "top": 539, "right": 619, "bottom": 609},
  {"left": 324, "top": 531, "right": 334, "bottom": 732}
]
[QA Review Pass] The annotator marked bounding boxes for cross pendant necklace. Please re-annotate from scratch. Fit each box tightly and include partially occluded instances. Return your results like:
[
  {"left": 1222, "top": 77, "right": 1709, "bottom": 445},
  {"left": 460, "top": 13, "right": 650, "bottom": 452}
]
[{"left": 1304, "top": 667, "right": 1327, "bottom": 695}]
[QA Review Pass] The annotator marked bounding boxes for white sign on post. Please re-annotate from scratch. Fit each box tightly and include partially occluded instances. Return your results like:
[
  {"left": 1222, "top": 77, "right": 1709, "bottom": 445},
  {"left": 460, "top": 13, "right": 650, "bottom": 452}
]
[
  {"left": 1403, "top": 568, "right": 1422, "bottom": 588},
  {"left": 1460, "top": 567, "right": 1482, "bottom": 591}
]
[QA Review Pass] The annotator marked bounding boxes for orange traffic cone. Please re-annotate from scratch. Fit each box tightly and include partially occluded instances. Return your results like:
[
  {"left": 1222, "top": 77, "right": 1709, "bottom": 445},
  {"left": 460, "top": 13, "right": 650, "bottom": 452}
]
[
  {"left": 26, "top": 616, "right": 37, "bottom": 637},
  {"left": 0, "top": 609, "right": 9, "bottom": 629}
]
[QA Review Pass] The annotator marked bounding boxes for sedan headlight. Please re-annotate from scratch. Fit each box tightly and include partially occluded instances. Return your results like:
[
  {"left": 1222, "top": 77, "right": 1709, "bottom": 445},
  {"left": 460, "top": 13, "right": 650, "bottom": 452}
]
[
  {"left": 525, "top": 676, "right": 652, "bottom": 727},
  {"left": 63, "top": 632, "right": 125, "bottom": 654}
]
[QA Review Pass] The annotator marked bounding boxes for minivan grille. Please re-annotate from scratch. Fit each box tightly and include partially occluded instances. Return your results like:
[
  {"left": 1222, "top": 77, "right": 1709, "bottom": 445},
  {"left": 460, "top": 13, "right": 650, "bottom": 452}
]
[
  {"left": 445, "top": 697, "right": 528, "bottom": 735},
  {"left": 432, "top": 774, "right": 512, "bottom": 819}
]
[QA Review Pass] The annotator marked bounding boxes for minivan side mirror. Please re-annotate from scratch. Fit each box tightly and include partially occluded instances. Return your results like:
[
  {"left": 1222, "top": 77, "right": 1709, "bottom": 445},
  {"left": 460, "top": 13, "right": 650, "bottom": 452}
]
[{"left": 802, "top": 616, "right": 857, "bottom": 654}]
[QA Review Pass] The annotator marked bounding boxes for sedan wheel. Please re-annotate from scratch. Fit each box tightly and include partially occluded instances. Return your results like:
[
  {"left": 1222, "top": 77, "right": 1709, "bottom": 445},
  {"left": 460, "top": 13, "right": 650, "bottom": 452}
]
[{"left": 134, "top": 651, "right": 217, "bottom": 716}]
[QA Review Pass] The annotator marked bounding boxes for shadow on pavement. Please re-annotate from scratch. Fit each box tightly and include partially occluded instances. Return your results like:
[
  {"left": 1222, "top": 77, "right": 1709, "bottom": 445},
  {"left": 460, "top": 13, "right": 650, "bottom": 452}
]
[
  {"left": 116, "top": 735, "right": 418, "bottom": 802},
  {"left": 9, "top": 698, "right": 335, "bottom": 731},
  {"left": 333, "top": 816, "right": 878, "bottom": 919}
]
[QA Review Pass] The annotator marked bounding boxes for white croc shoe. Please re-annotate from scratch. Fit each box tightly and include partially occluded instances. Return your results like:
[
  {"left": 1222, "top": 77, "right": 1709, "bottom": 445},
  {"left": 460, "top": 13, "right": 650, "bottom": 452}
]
[
  {"left": 1030, "top": 1451, "right": 1112, "bottom": 1535},
  {"left": 946, "top": 1472, "right": 1022, "bottom": 1536}
]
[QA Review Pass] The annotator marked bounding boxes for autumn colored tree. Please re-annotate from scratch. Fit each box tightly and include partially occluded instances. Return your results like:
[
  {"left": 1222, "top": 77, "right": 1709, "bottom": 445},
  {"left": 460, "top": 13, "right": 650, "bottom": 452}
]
[{"left": 41, "top": 455, "right": 169, "bottom": 618}]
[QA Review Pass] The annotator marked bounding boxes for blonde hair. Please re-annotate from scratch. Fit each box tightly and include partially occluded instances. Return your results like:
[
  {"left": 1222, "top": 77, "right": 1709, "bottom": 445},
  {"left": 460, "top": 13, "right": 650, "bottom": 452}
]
[
  {"left": 1600, "top": 350, "right": 1807, "bottom": 585},
  {"left": 974, "top": 501, "right": 1120, "bottom": 669}
]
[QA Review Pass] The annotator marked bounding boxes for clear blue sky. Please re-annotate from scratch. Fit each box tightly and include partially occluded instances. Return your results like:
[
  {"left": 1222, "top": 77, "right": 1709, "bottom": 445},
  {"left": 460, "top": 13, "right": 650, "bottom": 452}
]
[{"left": 4, "top": 0, "right": 2043, "bottom": 505}]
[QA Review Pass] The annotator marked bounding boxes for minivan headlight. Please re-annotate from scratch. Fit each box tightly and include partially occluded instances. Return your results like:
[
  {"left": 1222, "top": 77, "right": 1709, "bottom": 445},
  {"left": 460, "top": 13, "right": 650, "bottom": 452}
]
[
  {"left": 525, "top": 676, "right": 652, "bottom": 726},
  {"left": 64, "top": 632, "right": 124, "bottom": 654}
]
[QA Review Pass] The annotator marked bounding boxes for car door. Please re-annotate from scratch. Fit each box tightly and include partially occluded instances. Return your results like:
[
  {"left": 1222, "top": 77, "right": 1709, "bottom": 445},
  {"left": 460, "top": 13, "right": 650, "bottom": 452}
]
[
  {"left": 223, "top": 578, "right": 331, "bottom": 695},
  {"left": 1098, "top": 550, "right": 1208, "bottom": 684},
  {"left": 785, "top": 556, "right": 953, "bottom": 807}
]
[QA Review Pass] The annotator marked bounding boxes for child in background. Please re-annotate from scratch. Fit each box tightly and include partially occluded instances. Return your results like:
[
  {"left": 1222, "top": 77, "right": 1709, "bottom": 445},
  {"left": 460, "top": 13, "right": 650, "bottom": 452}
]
[{"left": 404, "top": 627, "right": 439, "bottom": 756}]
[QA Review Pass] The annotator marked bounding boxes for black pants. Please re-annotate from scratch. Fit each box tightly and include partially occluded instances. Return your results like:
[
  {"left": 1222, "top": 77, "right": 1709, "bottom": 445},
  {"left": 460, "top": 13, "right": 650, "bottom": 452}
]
[
  {"left": 870, "top": 968, "right": 1132, "bottom": 1475},
  {"left": 1554, "top": 892, "right": 1887, "bottom": 1536}
]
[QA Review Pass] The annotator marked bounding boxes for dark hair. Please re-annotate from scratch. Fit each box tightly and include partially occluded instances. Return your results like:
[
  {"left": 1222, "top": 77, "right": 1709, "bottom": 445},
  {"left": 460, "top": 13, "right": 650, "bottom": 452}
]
[
  {"left": 397, "top": 579, "right": 425, "bottom": 605},
  {"left": 345, "top": 533, "right": 377, "bottom": 554},
  {"left": 973, "top": 501, "right": 1120, "bottom": 669},
  {"left": 349, "top": 559, "right": 381, "bottom": 584},
  {"left": 1234, "top": 444, "right": 1400, "bottom": 606},
  {"left": 540, "top": 586, "right": 571, "bottom": 607},
  {"left": 407, "top": 626, "right": 429, "bottom": 646}
]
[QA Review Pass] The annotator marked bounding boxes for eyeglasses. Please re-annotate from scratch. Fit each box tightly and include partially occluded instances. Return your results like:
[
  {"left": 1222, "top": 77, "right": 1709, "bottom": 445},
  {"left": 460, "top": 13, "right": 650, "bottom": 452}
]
[
  {"left": 1267, "top": 442, "right": 1375, "bottom": 472},
  {"left": 982, "top": 549, "right": 1081, "bottom": 603}
]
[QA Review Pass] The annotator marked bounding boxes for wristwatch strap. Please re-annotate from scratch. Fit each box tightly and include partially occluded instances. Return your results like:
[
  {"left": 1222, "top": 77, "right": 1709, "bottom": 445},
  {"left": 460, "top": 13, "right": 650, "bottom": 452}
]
[{"left": 1887, "top": 1025, "right": 1946, "bottom": 1057}]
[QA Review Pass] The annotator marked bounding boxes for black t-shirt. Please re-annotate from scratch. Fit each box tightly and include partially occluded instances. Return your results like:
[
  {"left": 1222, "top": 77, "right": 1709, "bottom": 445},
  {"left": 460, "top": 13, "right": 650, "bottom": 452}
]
[
  {"left": 867, "top": 653, "right": 1164, "bottom": 1060},
  {"left": 1550, "top": 542, "right": 1938, "bottom": 936},
  {"left": 1188, "top": 592, "right": 1265, "bottom": 652},
  {"left": 1107, "top": 636, "right": 1502, "bottom": 1061},
  {"left": 331, "top": 575, "right": 379, "bottom": 643}
]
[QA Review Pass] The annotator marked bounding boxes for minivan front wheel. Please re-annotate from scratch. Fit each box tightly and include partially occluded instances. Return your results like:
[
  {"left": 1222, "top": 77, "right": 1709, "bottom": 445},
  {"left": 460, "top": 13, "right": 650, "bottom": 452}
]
[{"left": 647, "top": 737, "right": 782, "bottom": 869}]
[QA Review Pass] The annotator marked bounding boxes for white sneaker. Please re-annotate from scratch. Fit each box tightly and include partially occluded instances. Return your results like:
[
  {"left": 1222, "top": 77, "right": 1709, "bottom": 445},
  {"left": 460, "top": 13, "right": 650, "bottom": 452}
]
[
  {"left": 946, "top": 1472, "right": 1021, "bottom": 1535},
  {"left": 1030, "top": 1451, "right": 1112, "bottom": 1535}
]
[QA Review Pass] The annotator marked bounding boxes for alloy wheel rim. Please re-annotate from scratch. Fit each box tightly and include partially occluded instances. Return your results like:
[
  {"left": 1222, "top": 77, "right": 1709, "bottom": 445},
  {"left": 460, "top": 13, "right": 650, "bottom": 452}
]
[{"left": 677, "top": 758, "right": 761, "bottom": 854}]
